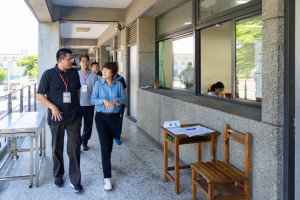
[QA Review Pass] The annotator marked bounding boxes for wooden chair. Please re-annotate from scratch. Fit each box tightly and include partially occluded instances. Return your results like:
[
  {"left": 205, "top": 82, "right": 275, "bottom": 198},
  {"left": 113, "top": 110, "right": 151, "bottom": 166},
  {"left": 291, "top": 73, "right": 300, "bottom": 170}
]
[{"left": 190, "top": 124, "right": 252, "bottom": 200}]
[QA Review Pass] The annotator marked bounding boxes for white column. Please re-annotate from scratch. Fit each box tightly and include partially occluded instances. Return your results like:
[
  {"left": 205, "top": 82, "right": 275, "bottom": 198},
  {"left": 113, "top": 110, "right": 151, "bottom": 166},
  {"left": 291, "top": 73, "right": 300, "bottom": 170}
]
[{"left": 37, "top": 22, "right": 60, "bottom": 111}]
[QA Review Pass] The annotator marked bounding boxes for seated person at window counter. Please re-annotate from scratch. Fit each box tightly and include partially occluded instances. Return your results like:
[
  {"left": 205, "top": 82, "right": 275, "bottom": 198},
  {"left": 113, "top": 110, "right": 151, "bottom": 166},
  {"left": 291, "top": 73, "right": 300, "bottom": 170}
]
[
  {"left": 207, "top": 82, "right": 225, "bottom": 98},
  {"left": 180, "top": 62, "right": 193, "bottom": 88}
]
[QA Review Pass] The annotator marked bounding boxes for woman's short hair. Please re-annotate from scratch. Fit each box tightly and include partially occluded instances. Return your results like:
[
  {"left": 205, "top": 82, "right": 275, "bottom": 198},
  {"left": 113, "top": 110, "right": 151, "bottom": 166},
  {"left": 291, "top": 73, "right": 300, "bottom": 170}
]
[
  {"left": 211, "top": 82, "right": 224, "bottom": 91},
  {"left": 101, "top": 62, "right": 118, "bottom": 76}
]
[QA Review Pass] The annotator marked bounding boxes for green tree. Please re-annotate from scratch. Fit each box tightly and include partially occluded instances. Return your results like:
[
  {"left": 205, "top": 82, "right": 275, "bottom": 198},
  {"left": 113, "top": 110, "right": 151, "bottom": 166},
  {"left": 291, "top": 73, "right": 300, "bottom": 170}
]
[
  {"left": 17, "top": 55, "right": 38, "bottom": 77},
  {"left": 0, "top": 69, "right": 6, "bottom": 81},
  {"left": 236, "top": 19, "right": 262, "bottom": 79}
]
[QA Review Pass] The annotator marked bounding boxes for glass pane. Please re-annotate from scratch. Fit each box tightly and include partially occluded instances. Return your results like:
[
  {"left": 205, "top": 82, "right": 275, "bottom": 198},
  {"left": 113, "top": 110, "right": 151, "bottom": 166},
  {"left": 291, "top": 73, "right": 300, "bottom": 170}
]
[
  {"left": 158, "top": 35, "right": 194, "bottom": 91},
  {"left": 199, "top": 0, "right": 252, "bottom": 20},
  {"left": 157, "top": 1, "right": 192, "bottom": 36},
  {"left": 201, "top": 21, "right": 232, "bottom": 98},
  {"left": 235, "top": 16, "right": 262, "bottom": 101},
  {"left": 173, "top": 35, "right": 194, "bottom": 90}
]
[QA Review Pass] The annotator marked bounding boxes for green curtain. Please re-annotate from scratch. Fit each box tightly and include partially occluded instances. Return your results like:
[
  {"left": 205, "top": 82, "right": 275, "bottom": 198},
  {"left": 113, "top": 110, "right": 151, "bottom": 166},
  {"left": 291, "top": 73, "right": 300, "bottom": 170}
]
[{"left": 159, "top": 41, "right": 165, "bottom": 87}]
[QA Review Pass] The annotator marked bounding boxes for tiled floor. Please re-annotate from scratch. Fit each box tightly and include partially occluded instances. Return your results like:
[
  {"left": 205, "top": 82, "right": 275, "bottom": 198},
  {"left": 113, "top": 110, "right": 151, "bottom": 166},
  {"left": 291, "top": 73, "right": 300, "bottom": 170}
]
[{"left": 0, "top": 117, "right": 201, "bottom": 200}]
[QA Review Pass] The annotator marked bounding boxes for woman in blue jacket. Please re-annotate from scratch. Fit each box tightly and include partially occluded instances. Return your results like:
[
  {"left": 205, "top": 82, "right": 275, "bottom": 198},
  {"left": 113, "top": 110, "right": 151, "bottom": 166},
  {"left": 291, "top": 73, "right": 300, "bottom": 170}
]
[{"left": 91, "top": 62, "right": 127, "bottom": 191}]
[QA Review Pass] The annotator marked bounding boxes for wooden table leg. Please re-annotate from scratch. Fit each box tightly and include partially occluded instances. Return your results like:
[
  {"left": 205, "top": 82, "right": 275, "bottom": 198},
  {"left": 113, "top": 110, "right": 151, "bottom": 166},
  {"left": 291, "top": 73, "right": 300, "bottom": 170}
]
[
  {"left": 174, "top": 138, "right": 179, "bottom": 194},
  {"left": 192, "top": 168, "right": 197, "bottom": 200},
  {"left": 197, "top": 142, "right": 201, "bottom": 162},
  {"left": 164, "top": 131, "right": 168, "bottom": 182},
  {"left": 211, "top": 135, "right": 216, "bottom": 162},
  {"left": 196, "top": 142, "right": 202, "bottom": 178}
]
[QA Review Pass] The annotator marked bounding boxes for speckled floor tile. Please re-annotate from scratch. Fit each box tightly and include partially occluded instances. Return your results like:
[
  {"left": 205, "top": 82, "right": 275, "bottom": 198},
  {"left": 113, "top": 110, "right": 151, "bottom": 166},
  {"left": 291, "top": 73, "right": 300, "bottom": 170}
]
[{"left": 0, "top": 117, "right": 201, "bottom": 200}]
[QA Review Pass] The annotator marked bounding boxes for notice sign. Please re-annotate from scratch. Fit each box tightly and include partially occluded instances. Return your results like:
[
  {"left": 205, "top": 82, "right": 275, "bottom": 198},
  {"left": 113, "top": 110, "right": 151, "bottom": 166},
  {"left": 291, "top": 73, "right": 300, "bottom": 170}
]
[{"left": 163, "top": 121, "right": 180, "bottom": 129}]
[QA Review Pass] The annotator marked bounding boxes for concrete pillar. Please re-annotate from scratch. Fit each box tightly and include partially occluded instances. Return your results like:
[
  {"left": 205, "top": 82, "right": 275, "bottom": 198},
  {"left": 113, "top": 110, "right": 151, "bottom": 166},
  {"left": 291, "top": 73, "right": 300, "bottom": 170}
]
[
  {"left": 120, "top": 27, "right": 128, "bottom": 81},
  {"left": 37, "top": 22, "right": 60, "bottom": 111},
  {"left": 137, "top": 17, "right": 155, "bottom": 87},
  {"left": 100, "top": 46, "right": 109, "bottom": 67},
  {"left": 261, "top": 0, "right": 284, "bottom": 126},
  {"left": 261, "top": 0, "right": 285, "bottom": 199}
]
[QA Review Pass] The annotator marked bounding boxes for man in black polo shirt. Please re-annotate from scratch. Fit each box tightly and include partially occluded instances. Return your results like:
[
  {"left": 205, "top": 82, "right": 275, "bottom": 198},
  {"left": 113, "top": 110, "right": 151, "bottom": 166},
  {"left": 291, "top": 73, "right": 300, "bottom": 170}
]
[{"left": 37, "top": 48, "right": 83, "bottom": 193}]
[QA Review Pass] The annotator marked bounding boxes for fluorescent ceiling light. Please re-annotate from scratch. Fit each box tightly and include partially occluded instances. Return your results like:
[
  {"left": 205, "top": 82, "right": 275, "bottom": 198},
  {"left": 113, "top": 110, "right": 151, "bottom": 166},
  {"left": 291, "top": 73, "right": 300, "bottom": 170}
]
[
  {"left": 185, "top": 22, "right": 192, "bottom": 25},
  {"left": 76, "top": 27, "right": 91, "bottom": 32}
]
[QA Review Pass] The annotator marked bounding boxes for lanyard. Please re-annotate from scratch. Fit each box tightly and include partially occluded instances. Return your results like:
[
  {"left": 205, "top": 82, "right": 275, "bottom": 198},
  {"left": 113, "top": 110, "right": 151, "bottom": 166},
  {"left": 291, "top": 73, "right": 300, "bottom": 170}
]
[
  {"left": 80, "top": 70, "right": 90, "bottom": 84},
  {"left": 59, "top": 73, "right": 69, "bottom": 91}
]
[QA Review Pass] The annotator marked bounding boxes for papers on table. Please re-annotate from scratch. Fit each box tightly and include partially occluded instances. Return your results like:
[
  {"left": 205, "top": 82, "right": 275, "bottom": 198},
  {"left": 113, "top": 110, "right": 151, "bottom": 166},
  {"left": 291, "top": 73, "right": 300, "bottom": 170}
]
[
  {"left": 163, "top": 121, "right": 180, "bottom": 129},
  {"left": 167, "top": 125, "right": 215, "bottom": 137}
]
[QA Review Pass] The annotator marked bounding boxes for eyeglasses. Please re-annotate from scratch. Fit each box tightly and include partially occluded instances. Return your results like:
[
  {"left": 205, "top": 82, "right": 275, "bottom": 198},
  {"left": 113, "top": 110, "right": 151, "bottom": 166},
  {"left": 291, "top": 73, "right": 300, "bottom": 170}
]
[{"left": 62, "top": 58, "right": 73, "bottom": 62}]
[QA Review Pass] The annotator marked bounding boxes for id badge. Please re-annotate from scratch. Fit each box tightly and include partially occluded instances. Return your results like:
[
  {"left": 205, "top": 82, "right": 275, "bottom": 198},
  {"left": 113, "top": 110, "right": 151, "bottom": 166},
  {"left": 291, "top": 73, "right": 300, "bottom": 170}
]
[
  {"left": 63, "top": 92, "right": 71, "bottom": 103},
  {"left": 82, "top": 84, "right": 88, "bottom": 93}
]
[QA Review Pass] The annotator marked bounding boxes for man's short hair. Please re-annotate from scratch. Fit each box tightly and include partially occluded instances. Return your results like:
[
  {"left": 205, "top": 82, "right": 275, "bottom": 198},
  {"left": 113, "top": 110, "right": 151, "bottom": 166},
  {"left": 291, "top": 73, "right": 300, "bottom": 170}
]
[
  {"left": 79, "top": 54, "right": 89, "bottom": 62},
  {"left": 56, "top": 48, "right": 72, "bottom": 62},
  {"left": 91, "top": 62, "right": 99, "bottom": 66}
]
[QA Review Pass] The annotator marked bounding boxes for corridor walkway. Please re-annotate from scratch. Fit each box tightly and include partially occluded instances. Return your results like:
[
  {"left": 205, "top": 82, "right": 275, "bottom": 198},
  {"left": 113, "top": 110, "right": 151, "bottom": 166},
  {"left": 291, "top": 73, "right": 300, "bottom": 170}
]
[{"left": 0, "top": 117, "right": 196, "bottom": 200}]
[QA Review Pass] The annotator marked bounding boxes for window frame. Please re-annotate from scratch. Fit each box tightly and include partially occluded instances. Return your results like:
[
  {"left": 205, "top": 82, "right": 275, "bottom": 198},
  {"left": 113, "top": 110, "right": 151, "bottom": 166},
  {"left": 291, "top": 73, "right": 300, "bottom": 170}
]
[
  {"left": 155, "top": 0, "right": 193, "bottom": 40},
  {"left": 197, "top": 11, "right": 262, "bottom": 106},
  {"left": 156, "top": 32, "right": 195, "bottom": 95},
  {"left": 155, "top": 0, "right": 262, "bottom": 107}
]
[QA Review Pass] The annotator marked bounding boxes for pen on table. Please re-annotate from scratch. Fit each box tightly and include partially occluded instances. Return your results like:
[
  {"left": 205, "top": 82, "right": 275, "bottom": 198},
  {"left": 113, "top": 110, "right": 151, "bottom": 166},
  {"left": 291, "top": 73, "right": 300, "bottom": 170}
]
[{"left": 186, "top": 128, "right": 196, "bottom": 130}]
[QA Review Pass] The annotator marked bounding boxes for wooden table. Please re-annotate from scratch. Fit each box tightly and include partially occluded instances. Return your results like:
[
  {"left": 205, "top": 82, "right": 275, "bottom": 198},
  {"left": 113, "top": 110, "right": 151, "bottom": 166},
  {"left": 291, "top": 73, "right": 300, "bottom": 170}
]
[{"left": 161, "top": 123, "right": 220, "bottom": 194}]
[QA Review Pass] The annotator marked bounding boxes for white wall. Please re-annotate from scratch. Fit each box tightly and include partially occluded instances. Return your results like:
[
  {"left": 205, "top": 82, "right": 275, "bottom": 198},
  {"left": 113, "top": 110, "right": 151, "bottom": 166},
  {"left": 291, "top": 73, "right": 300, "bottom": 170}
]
[{"left": 201, "top": 29, "right": 232, "bottom": 93}]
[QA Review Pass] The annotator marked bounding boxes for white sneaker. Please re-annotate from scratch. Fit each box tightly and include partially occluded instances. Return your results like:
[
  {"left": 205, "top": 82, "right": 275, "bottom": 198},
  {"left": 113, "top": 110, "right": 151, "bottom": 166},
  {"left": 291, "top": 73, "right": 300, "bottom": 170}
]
[{"left": 104, "top": 178, "right": 112, "bottom": 190}]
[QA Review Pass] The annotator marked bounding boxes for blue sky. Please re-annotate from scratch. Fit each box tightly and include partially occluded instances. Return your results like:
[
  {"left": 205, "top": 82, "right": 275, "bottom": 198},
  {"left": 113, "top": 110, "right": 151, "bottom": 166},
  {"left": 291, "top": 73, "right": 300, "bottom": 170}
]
[{"left": 0, "top": 0, "right": 38, "bottom": 55}]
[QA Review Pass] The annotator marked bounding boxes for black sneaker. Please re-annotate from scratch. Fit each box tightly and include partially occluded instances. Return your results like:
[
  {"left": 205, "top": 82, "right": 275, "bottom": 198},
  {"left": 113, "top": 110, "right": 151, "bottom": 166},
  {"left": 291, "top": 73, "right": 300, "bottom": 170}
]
[
  {"left": 70, "top": 183, "right": 83, "bottom": 193},
  {"left": 54, "top": 178, "right": 63, "bottom": 187},
  {"left": 82, "top": 145, "right": 89, "bottom": 151}
]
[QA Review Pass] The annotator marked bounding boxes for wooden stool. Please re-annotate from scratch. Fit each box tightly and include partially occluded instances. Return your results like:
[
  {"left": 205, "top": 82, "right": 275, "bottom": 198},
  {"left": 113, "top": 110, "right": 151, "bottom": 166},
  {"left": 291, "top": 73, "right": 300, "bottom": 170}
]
[{"left": 190, "top": 124, "right": 252, "bottom": 200}]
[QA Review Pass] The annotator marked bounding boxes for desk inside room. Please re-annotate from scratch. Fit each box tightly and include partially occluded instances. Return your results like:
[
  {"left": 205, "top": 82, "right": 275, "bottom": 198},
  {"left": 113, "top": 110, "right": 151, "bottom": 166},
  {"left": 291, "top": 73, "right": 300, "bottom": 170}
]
[
  {"left": 0, "top": 112, "right": 46, "bottom": 188},
  {"left": 161, "top": 124, "right": 220, "bottom": 194},
  {"left": 224, "top": 91, "right": 231, "bottom": 99}
]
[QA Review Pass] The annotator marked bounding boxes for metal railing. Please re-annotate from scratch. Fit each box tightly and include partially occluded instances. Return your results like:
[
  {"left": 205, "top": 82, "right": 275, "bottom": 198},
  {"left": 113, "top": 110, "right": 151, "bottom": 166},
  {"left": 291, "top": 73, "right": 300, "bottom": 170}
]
[{"left": 0, "top": 82, "right": 37, "bottom": 120}]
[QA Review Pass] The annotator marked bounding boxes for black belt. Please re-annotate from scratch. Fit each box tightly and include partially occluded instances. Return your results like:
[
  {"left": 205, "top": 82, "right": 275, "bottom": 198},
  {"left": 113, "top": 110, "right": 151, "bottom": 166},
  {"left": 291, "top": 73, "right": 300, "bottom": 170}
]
[{"left": 98, "top": 112, "right": 118, "bottom": 115}]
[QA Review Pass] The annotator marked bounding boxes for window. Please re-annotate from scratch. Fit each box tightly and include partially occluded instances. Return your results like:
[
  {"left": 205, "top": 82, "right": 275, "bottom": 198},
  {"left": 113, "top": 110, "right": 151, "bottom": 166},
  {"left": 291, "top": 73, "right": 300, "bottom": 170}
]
[
  {"left": 157, "top": 1, "right": 192, "bottom": 36},
  {"left": 201, "top": 21, "right": 232, "bottom": 95},
  {"left": 200, "top": 14, "right": 262, "bottom": 102},
  {"left": 235, "top": 16, "right": 262, "bottom": 101},
  {"left": 158, "top": 34, "right": 194, "bottom": 91},
  {"left": 198, "top": 0, "right": 252, "bottom": 20}
]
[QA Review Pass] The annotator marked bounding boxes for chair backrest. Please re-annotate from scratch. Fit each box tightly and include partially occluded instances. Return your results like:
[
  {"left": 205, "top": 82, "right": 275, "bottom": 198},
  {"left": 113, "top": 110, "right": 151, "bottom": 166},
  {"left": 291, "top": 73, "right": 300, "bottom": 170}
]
[{"left": 223, "top": 124, "right": 252, "bottom": 178}]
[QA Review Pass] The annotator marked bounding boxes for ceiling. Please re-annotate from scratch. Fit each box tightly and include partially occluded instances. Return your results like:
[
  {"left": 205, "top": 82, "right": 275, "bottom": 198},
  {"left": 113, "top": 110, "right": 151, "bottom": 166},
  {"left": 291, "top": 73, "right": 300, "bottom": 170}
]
[
  {"left": 52, "top": 0, "right": 133, "bottom": 8},
  {"left": 54, "top": 0, "right": 130, "bottom": 50},
  {"left": 60, "top": 23, "right": 111, "bottom": 39}
]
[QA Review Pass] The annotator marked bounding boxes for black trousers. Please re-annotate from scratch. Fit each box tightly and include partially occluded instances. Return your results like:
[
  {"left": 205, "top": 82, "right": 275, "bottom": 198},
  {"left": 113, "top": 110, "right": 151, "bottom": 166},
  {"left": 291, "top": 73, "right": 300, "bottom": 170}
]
[
  {"left": 81, "top": 105, "right": 95, "bottom": 146},
  {"left": 95, "top": 112, "right": 120, "bottom": 178},
  {"left": 49, "top": 117, "right": 82, "bottom": 185}
]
